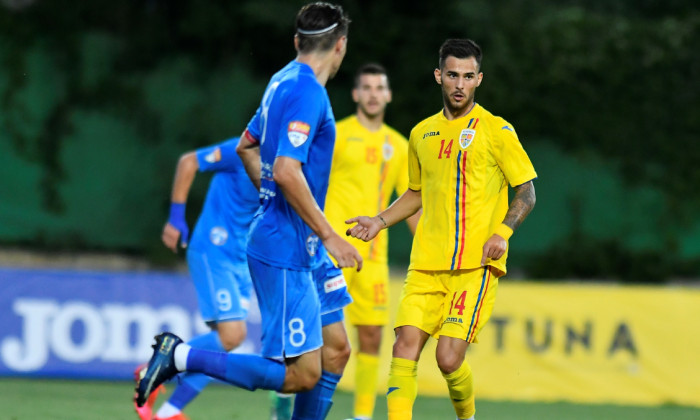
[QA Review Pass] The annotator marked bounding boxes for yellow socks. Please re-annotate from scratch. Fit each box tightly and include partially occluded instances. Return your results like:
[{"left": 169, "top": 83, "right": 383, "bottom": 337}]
[
  {"left": 386, "top": 357, "right": 418, "bottom": 420},
  {"left": 441, "top": 361, "right": 475, "bottom": 419},
  {"left": 354, "top": 352, "right": 380, "bottom": 418}
]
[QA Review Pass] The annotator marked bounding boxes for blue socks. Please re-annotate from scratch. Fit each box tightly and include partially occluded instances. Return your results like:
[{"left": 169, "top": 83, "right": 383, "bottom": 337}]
[
  {"left": 186, "top": 348, "right": 286, "bottom": 392},
  {"left": 167, "top": 332, "right": 224, "bottom": 409},
  {"left": 292, "top": 370, "right": 341, "bottom": 420}
]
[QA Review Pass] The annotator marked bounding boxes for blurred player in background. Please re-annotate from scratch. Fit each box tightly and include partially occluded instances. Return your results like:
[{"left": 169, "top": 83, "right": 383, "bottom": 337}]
[
  {"left": 325, "top": 63, "right": 419, "bottom": 420},
  {"left": 134, "top": 137, "right": 259, "bottom": 420},
  {"left": 346, "top": 38, "right": 537, "bottom": 420},
  {"left": 135, "top": 3, "right": 361, "bottom": 420}
]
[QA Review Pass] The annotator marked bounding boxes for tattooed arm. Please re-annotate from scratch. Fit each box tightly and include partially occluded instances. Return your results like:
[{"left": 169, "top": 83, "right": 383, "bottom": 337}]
[
  {"left": 480, "top": 180, "right": 536, "bottom": 266},
  {"left": 503, "top": 181, "right": 536, "bottom": 231}
]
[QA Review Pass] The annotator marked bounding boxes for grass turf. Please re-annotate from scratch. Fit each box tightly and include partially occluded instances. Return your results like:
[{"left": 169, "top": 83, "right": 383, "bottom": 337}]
[{"left": 0, "top": 377, "right": 698, "bottom": 419}]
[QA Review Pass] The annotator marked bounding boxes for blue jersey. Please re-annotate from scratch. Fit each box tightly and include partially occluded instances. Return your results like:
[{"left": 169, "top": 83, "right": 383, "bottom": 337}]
[
  {"left": 187, "top": 138, "right": 260, "bottom": 265},
  {"left": 246, "top": 60, "right": 337, "bottom": 270}
]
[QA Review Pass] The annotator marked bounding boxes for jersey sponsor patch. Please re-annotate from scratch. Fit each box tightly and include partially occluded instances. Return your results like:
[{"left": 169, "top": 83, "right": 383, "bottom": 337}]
[
  {"left": 209, "top": 226, "right": 229, "bottom": 246},
  {"left": 288, "top": 121, "right": 311, "bottom": 147},
  {"left": 324, "top": 275, "right": 347, "bottom": 293},
  {"left": 204, "top": 147, "right": 222, "bottom": 163},
  {"left": 459, "top": 129, "right": 476, "bottom": 149}
]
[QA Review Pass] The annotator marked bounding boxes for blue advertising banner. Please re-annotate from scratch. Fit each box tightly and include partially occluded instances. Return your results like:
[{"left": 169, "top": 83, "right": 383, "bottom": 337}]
[{"left": 0, "top": 268, "right": 262, "bottom": 379}]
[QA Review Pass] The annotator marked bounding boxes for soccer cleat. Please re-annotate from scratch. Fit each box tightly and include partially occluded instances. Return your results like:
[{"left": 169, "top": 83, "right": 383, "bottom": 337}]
[
  {"left": 133, "top": 364, "right": 167, "bottom": 420},
  {"left": 134, "top": 332, "right": 183, "bottom": 408},
  {"left": 154, "top": 413, "right": 190, "bottom": 420}
]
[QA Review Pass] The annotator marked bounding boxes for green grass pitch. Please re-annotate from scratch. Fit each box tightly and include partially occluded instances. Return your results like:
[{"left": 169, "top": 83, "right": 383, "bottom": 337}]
[{"left": 1, "top": 377, "right": 698, "bottom": 419}]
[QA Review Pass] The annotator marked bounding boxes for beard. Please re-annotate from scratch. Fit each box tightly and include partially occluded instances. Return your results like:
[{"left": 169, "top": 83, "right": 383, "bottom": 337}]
[{"left": 442, "top": 88, "right": 474, "bottom": 116}]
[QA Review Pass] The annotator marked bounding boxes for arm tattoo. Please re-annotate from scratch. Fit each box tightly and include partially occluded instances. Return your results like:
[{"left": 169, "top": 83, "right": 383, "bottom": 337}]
[{"left": 503, "top": 181, "right": 536, "bottom": 231}]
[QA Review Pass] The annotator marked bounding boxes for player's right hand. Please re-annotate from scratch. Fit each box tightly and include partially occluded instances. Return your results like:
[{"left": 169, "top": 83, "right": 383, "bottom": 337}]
[
  {"left": 345, "top": 216, "right": 383, "bottom": 242},
  {"left": 162, "top": 222, "right": 188, "bottom": 253},
  {"left": 324, "top": 233, "right": 363, "bottom": 272}
]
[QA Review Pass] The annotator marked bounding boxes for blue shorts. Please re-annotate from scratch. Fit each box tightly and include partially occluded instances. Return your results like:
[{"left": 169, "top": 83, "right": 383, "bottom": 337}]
[
  {"left": 313, "top": 255, "right": 352, "bottom": 327},
  {"left": 187, "top": 249, "right": 252, "bottom": 323},
  {"left": 248, "top": 255, "right": 323, "bottom": 360}
]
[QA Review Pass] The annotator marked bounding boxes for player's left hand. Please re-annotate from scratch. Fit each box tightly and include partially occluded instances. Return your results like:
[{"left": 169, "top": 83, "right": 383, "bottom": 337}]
[
  {"left": 481, "top": 233, "right": 507, "bottom": 266},
  {"left": 162, "top": 222, "right": 188, "bottom": 253}
]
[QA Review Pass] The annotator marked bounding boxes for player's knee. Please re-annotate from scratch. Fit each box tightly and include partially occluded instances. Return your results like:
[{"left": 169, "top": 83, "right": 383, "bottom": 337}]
[
  {"left": 436, "top": 349, "right": 464, "bottom": 374},
  {"left": 288, "top": 364, "right": 322, "bottom": 392},
  {"left": 358, "top": 325, "right": 382, "bottom": 355},
  {"left": 370, "top": 327, "right": 383, "bottom": 344},
  {"left": 321, "top": 337, "right": 351, "bottom": 373},
  {"left": 218, "top": 325, "right": 246, "bottom": 352},
  {"left": 392, "top": 337, "right": 420, "bottom": 360},
  {"left": 299, "top": 369, "right": 322, "bottom": 392}
]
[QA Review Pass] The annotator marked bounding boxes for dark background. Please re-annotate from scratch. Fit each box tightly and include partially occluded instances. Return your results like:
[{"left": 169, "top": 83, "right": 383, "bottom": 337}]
[{"left": 1, "top": 0, "right": 698, "bottom": 282}]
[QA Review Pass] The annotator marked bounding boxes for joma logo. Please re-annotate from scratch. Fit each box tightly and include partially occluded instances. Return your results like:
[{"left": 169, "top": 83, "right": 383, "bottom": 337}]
[{"left": 422, "top": 131, "right": 440, "bottom": 139}]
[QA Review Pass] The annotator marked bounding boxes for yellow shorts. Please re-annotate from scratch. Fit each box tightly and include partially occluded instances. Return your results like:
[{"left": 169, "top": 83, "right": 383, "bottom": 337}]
[
  {"left": 343, "top": 260, "right": 390, "bottom": 326},
  {"left": 394, "top": 266, "right": 499, "bottom": 342}
]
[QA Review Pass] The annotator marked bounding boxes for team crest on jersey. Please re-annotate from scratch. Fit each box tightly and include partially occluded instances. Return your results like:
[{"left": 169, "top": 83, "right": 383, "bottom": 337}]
[
  {"left": 204, "top": 147, "right": 222, "bottom": 163},
  {"left": 382, "top": 142, "right": 394, "bottom": 161},
  {"left": 459, "top": 129, "right": 476, "bottom": 149},
  {"left": 210, "top": 226, "right": 228, "bottom": 246},
  {"left": 306, "top": 234, "right": 320, "bottom": 256},
  {"left": 288, "top": 121, "right": 311, "bottom": 147}
]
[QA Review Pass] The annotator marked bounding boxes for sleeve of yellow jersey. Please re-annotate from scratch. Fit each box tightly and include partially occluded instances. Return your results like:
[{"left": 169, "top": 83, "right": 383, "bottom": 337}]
[
  {"left": 407, "top": 130, "right": 421, "bottom": 191},
  {"left": 493, "top": 120, "right": 538, "bottom": 187}
]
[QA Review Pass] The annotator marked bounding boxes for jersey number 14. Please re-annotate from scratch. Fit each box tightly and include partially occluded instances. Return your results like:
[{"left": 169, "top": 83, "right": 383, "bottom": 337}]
[
  {"left": 438, "top": 139, "right": 453, "bottom": 159},
  {"left": 449, "top": 290, "right": 467, "bottom": 315}
]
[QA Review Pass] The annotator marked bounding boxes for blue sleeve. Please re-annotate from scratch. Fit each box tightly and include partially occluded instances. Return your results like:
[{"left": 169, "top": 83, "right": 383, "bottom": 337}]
[
  {"left": 246, "top": 107, "right": 262, "bottom": 141},
  {"left": 195, "top": 138, "right": 243, "bottom": 173},
  {"left": 274, "top": 81, "right": 325, "bottom": 164}
]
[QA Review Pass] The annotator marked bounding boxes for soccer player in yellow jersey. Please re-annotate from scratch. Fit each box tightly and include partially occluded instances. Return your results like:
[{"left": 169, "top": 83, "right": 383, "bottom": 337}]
[
  {"left": 346, "top": 39, "right": 537, "bottom": 420},
  {"left": 325, "top": 63, "right": 420, "bottom": 420}
]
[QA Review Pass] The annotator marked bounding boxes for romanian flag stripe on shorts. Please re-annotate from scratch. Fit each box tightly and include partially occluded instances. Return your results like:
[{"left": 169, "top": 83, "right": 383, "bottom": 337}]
[{"left": 466, "top": 267, "right": 491, "bottom": 342}]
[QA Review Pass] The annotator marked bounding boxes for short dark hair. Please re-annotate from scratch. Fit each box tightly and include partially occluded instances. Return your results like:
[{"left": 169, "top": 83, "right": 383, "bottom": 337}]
[
  {"left": 296, "top": 2, "right": 350, "bottom": 54},
  {"left": 438, "top": 39, "right": 482, "bottom": 71},
  {"left": 353, "top": 63, "right": 389, "bottom": 88}
]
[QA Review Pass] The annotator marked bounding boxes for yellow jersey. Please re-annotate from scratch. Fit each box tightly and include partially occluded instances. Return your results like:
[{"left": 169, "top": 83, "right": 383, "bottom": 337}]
[
  {"left": 325, "top": 115, "right": 409, "bottom": 263},
  {"left": 407, "top": 104, "right": 537, "bottom": 274}
]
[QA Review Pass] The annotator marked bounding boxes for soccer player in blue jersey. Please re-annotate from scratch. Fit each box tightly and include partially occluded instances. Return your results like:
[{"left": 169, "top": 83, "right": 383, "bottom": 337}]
[
  {"left": 136, "top": 3, "right": 361, "bottom": 420},
  {"left": 139, "top": 137, "right": 352, "bottom": 420},
  {"left": 133, "top": 138, "right": 259, "bottom": 420}
]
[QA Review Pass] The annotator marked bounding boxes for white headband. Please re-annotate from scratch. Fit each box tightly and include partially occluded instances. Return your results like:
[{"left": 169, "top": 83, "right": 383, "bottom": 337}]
[{"left": 297, "top": 22, "right": 338, "bottom": 36}]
